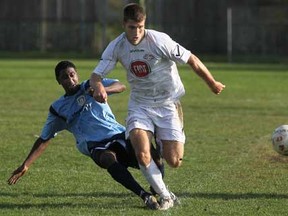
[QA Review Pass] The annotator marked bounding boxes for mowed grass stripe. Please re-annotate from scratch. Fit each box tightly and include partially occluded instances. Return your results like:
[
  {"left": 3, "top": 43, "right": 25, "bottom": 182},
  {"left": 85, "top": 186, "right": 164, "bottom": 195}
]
[{"left": 0, "top": 59, "right": 288, "bottom": 215}]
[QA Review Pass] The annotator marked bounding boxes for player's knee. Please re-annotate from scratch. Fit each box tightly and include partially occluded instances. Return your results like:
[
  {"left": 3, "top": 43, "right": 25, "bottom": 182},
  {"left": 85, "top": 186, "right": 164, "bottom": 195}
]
[
  {"left": 97, "top": 151, "right": 117, "bottom": 169},
  {"left": 135, "top": 151, "right": 151, "bottom": 166},
  {"left": 166, "top": 157, "right": 182, "bottom": 168},
  {"left": 162, "top": 141, "right": 184, "bottom": 168}
]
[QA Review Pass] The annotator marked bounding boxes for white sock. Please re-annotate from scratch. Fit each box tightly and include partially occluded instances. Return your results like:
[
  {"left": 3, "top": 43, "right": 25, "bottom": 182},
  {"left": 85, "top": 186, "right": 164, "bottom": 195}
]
[{"left": 139, "top": 160, "right": 170, "bottom": 198}]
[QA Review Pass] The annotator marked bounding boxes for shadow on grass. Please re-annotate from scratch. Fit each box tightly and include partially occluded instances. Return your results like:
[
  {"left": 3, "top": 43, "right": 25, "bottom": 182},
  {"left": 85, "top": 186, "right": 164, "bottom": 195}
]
[
  {"left": 1, "top": 191, "right": 288, "bottom": 210},
  {"left": 0, "top": 201, "right": 138, "bottom": 210},
  {"left": 2, "top": 191, "right": 288, "bottom": 200},
  {"left": 0, "top": 192, "right": 139, "bottom": 210},
  {"left": 183, "top": 192, "right": 288, "bottom": 200},
  {"left": 0, "top": 191, "right": 129, "bottom": 198}
]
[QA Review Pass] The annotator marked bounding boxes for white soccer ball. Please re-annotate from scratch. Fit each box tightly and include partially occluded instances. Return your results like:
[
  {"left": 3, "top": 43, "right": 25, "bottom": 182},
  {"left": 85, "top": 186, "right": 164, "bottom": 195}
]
[{"left": 271, "top": 125, "right": 288, "bottom": 155}]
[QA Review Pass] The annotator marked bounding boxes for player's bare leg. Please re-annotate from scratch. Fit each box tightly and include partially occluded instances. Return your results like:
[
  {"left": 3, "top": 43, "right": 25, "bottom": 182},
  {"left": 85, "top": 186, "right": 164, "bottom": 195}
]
[
  {"left": 130, "top": 129, "right": 152, "bottom": 166},
  {"left": 130, "top": 129, "right": 173, "bottom": 210},
  {"left": 161, "top": 140, "right": 184, "bottom": 168},
  {"left": 160, "top": 140, "right": 183, "bottom": 205}
]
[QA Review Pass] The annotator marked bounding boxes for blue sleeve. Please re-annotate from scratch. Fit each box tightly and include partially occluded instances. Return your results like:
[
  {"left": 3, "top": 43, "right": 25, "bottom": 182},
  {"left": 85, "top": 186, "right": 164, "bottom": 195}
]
[
  {"left": 101, "top": 78, "right": 119, "bottom": 87},
  {"left": 40, "top": 112, "right": 67, "bottom": 140},
  {"left": 82, "top": 79, "right": 119, "bottom": 91}
]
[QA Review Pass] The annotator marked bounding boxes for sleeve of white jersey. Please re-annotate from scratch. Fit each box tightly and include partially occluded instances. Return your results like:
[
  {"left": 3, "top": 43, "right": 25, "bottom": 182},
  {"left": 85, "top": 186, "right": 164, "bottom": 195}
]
[
  {"left": 93, "top": 40, "right": 118, "bottom": 77},
  {"left": 156, "top": 32, "right": 191, "bottom": 64}
]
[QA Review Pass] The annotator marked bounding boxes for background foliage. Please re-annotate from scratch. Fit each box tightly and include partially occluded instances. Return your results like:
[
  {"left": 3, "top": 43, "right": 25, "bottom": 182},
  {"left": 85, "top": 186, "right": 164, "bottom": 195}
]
[{"left": 0, "top": 0, "right": 287, "bottom": 62}]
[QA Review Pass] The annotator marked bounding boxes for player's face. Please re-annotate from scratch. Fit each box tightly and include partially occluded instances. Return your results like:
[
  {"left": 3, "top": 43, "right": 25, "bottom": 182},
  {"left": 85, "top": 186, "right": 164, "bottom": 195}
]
[
  {"left": 57, "top": 67, "right": 80, "bottom": 95},
  {"left": 123, "top": 19, "right": 145, "bottom": 45}
]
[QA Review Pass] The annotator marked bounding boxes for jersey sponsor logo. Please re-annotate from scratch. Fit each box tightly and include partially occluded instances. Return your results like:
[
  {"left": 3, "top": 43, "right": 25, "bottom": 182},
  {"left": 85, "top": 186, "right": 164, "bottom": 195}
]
[
  {"left": 130, "top": 49, "right": 145, "bottom": 53},
  {"left": 143, "top": 53, "right": 155, "bottom": 61},
  {"left": 77, "top": 95, "right": 86, "bottom": 106},
  {"left": 130, "top": 61, "right": 151, "bottom": 77}
]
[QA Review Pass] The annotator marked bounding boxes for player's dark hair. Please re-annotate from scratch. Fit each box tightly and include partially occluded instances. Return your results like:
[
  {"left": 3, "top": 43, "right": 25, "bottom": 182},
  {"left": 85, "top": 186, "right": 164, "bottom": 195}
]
[
  {"left": 54, "top": 60, "right": 76, "bottom": 80},
  {"left": 123, "top": 3, "right": 146, "bottom": 22}
]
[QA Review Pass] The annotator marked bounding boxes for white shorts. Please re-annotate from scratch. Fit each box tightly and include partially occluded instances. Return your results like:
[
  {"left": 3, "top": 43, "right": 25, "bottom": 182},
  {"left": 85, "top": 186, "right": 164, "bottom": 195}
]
[{"left": 125, "top": 101, "right": 185, "bottom": 143}]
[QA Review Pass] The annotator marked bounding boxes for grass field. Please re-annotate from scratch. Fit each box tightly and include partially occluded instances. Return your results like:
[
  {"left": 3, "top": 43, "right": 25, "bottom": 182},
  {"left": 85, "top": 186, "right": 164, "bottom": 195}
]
[{"left": 1, "top": 59, "right": 288, "bottom": 216}]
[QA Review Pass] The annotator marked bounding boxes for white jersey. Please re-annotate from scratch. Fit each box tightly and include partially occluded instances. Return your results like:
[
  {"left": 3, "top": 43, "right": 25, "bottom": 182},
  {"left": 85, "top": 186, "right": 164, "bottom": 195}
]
[{"left": 93, "top": 29, "right": 191, "bottom": 106}]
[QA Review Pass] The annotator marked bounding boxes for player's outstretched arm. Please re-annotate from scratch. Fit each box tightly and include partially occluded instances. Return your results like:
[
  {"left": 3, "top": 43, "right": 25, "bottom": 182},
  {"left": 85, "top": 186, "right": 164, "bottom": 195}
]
[
  {"left": 8, "top": 164, "right": 28, "bottom": 185},
  {"left": 8, "top": 138, "right": 51, "bottom": 185},
  {"left": 104, "top": 81, "right": 126, "bottom": 95},
  {"left": 87, "top": 81, "right": 126, "bottom": 96},
  {"left": 187, "top": 54, "right": 225, "bottom": 95},
  {"left": 90, "top": 73, "right": 108, "bottom": 103}
]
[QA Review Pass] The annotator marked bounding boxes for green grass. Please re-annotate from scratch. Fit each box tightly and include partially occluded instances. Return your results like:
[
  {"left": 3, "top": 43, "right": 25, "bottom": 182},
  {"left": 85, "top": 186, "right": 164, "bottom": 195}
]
[{"left": 1, "top": 59, "right": 288, "bottom": 215}]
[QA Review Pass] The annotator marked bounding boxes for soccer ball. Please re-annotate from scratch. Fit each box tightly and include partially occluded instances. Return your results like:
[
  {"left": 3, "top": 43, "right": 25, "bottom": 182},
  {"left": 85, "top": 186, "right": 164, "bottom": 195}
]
[{"left": 271, "top": 125, "right": 288, "bottom": 155}]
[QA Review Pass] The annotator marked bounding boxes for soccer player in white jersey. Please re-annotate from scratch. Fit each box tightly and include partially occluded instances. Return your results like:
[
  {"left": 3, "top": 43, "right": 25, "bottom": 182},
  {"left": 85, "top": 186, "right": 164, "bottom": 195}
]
[
  {"left": 7, "top": 60, "right": 165, "bottom": 210},
  {"left": 90, "top": 3, "right": 225, "bottom": 210}
]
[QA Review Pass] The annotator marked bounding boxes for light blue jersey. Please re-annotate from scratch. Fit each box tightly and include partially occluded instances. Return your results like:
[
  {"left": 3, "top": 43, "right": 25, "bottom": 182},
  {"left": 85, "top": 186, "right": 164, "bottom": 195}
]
[{"left": 40, "top": 79, "right": 125, "bottom": 156}]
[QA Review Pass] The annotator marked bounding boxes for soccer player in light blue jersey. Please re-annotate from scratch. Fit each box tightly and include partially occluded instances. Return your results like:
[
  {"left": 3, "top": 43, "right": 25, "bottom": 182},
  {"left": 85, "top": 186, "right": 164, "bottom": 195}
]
[{"left": 8, "top": 60, "right": 161, "bottom": 210}]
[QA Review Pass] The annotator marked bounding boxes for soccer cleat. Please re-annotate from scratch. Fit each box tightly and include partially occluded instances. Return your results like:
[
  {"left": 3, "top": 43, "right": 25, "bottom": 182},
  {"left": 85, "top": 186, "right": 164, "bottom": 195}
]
[
  {"left": 149, "top": 185, "right": 157, "bottom": 196},
  {"left": 158, "top": 196, "right": 174, "bottom": 210},
  {"left": 149, "top": 186, "right": 180, "bottom": 206},
  {"left": 169, "top": 191, "right": 181, "bottom": 205},
  {"left": 144, "top": 194, "right": 160, "bottom": 210}
]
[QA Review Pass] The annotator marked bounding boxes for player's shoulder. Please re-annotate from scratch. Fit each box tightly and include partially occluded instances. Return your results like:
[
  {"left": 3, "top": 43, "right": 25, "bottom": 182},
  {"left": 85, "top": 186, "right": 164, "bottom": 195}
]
[
  {"left": 146, "top": 29, "right": 172, "bottom": 43},
  {"left": 51, "top": 81, "right": 87, "bottom": 108},
  {"left": 107, "top": 32, "right": 126, "bottom": 49},
  {"left": 51, "top": 95, "right": 65, "bottom": 111}
]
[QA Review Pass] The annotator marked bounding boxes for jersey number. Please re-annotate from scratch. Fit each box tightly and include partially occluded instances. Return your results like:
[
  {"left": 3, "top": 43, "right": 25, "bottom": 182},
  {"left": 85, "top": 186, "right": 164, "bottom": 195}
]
[{"left": 176, "top": 45, "right": 181, "bottom": 57}]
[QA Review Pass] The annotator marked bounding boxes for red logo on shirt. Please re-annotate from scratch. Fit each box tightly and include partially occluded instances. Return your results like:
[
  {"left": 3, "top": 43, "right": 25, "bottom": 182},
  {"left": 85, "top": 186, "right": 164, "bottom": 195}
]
[{"left": 130, "top": 61, "right": 150, "bottom": 77}]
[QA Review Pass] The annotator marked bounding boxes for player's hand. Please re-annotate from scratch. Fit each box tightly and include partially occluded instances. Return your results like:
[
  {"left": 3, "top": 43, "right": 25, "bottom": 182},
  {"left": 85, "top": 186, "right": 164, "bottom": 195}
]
[
  {"left": 8, "top": 165, "right": 28, "bottom": 185},
  {"left": 92, "top": 83, "right": 107, "bottom": 103},
  {"left": 210, "top": 81, "right": 225, "bottom": 95}
]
